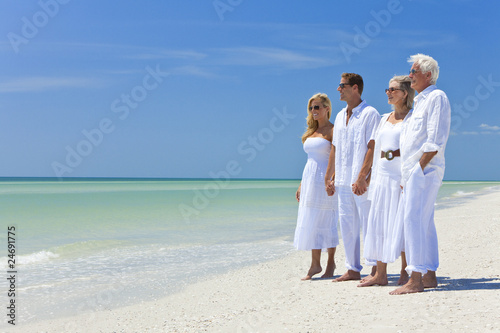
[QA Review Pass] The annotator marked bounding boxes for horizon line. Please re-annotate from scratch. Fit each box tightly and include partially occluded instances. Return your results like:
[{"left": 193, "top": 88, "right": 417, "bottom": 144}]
[{"left": 0, "top": 177, "right": 499, "bottom": 182}]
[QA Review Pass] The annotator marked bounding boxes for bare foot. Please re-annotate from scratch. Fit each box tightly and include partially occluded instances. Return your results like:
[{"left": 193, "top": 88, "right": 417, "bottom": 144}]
[
  {"left": 360, "top": 266, "right": 377, "bottom": 282},
  {"left": 301, "top": 266, "right": 322, "bottom": 280},
  {"left": 423, "top": 271, "right": 437, "bottom": 288},
  {"left": 320, "top": 263, "right": 336, "bottom": 279},
  {"left": 360, "top": 274, "right": 373, "bottom": 283},
  {"left": 332, "top": 270, "right": 360, "bottom": 282},
  {"left": 357, "top": 274, "right": 388, "bottom": 287},
  {"left": 389, "top": 279, "right": 424, "bottom": 295},
  {"left": 397, "top": 270, "right": 409, "bottom": 285}
]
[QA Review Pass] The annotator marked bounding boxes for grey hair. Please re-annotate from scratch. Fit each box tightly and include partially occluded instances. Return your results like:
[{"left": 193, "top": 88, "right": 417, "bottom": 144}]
[
  {"left": 390, "top": 75, "right": 415, "bottom": 110},
  {"left": 407, "top": 53, "right": 439, "bottom": 85}
]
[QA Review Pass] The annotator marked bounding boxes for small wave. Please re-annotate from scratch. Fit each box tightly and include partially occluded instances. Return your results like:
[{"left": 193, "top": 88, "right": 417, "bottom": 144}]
[
  {"left": 3, "top": 240, "right": 131, "bottom": 268},
  {"left": 18, "top": 251, "right": 59, "bottom": 265},
  {"left": 452, "top": 191, "right": 475, "bottom": 197},
  {"left": 18, "top": 283, "right": 58, "bottom": 292},
  {"left": 51, "top": 239, "right": 130, "bottom": 258}
]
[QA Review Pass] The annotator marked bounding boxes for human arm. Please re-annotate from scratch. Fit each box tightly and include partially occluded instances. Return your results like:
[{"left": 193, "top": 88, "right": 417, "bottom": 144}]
[
  {"left": 325, "top": 145, "right": 335, "bottom": 196},
  {"left": 400, "top": 151, "right": 437, "bottom": 189},
  {"left": 419, "top": 151, "right": 437, "bottom": 170},
  {"left": 414, "top": 92, "right": 450, "bottom": 174},
  {"left": 352, "top": 139, "right": 375, "bottom": 196},
  {"left": 422, "top": 92, "right": 451, "bottom": 157},
  {"left": 296, "top": 182, "right": 301, "bottom": 202}
]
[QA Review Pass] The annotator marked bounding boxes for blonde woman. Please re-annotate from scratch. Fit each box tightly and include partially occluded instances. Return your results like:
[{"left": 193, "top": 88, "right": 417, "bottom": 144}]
[{"left": 294, "top": 93, "right": 339, "bottom": 280}]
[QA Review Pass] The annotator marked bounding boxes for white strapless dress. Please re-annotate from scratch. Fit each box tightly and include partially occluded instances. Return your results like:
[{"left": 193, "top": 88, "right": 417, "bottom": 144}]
[{"left": 294, "top": 137, "right": 339, "bottom": 250}]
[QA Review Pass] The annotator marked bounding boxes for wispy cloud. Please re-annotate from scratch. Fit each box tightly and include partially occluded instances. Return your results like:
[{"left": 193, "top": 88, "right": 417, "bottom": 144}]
[
  {"left": 124, "top": 50, "right": 207, "bottom": 61},
  {"left": 378, "top": 30, "right": 459, "bottom": 49},
  {"left": 23, "top": 42, "right": 208, "bottom": 61},
  {"left": 170, "top": 66, "right": 217, "bottom": 78},
  {"left": 479, "top": 123, "right": 500, "bottom": 131},
  {"left": 456, "top": 124, "right": 500, "bottom": 136},
  {"left": 0, "top": 77, "right": 104, "bottom": 93},
  {"left": 213, "top": 47, "right": 338, "bottom": 70},
  {"left": 102, "top": 69, "right": 145, "bottom": 76}
]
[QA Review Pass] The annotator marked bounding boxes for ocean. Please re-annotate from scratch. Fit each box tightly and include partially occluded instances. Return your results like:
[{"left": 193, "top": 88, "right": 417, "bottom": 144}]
[{"left": 1, "top": 178, "right": 499, "bottom": 325}]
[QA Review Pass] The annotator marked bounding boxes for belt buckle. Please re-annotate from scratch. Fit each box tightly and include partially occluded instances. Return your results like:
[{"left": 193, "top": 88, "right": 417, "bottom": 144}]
[{"left": 385, "top": 150, "right": 395, "bottom": 161}]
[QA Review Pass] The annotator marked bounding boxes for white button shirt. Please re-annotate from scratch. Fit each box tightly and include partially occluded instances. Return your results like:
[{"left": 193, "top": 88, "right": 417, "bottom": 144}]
[
  {"left": 332, "top": 100, "right": 380, "bottom": 187},
  {"left": 400, "top": 85, "right": 451, "bottom": 187}
]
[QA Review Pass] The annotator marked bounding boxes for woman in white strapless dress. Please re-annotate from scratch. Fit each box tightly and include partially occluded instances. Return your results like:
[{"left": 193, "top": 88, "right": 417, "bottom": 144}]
[
  {"left": 359, "top": 75, "right": 414, "bottom": 287},
  {"left": 294, "top": 93, "right": 339, "bottom": 280}
]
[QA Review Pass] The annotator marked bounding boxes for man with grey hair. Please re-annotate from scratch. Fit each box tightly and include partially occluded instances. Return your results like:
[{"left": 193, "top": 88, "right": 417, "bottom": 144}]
[{"left": 390, "top": 54, "right": 451, "bottom": 295}]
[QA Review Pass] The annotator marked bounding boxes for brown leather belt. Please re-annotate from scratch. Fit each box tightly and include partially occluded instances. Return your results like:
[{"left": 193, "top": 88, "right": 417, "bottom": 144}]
[{"left": 381, "top": 149, "right": 400, "bottom": 160}]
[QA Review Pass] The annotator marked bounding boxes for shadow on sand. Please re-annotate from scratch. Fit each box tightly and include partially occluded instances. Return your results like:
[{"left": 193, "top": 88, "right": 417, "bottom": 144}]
[
  {"left": 386, "top": 274, "right": 500, "bottom": 291},
  {"left": 306, "top": 274, "right": 500, "bottom": 292},
  {"left": 436, "top": 276, "right": 500, "bottom": 291}
]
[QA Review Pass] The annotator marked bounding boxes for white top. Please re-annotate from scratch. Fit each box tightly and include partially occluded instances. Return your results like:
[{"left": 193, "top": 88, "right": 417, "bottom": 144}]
[
  {"left": 332, "top": 100, "right": 380, "bottom": 187},
  {"left": 304, "top": 137, "right": 331, "bottom": 171},
  {"left": 368, "top": 111, "right": 411, "bottom": 200},
  {"left": 400, "top": 85, "right": 451, "bottom": 187},
  {"left": 378, "top": 119, "right": 403, "bottom": 176},
  {"left": 379, "top": 120, "right": 402, "bottom": 152}
]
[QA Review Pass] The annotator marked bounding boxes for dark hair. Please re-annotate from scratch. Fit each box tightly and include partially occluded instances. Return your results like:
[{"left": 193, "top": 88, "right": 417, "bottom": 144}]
[{"left": 341, "top": 73, "right": 364, "bottom": 95}]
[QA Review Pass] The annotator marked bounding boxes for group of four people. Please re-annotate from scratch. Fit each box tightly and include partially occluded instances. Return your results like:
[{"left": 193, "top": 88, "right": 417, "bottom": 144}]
[{"left": 294, "top": 53, "right": 451, "bottom": 295}]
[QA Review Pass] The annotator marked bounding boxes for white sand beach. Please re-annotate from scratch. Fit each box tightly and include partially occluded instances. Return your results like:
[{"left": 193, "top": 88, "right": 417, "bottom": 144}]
[{"left": 8, "top": 188, "right": 500, "bottom": 333}]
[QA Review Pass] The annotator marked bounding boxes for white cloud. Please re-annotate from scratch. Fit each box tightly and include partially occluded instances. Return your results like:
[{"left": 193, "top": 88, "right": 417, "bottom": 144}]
[
  {"left": 124, "top": 50, "right": 207, "bottom": 61},
  {"left": 26, "top": 42, "right": 208, "bottom": 62},
  {"left": 397, "top": 32, "right": 458, "bottom": 48},
  {"left": 214, "top": 47, "right": 339, "bottom": 70},
  {"left": 170, "top": 66, "right": 217, "bottom": 78},
  {"left": 0, "top": 77, "right": 103, "bottom": 93},
  {"left": 459, "top": 124, "right": 500, "bottom": 135},
  {"left": 479, "top": 124, "right": 500, "bottom": 131},
  {"left": 103, "top": 69, "right": 144, "bottom": 75}
]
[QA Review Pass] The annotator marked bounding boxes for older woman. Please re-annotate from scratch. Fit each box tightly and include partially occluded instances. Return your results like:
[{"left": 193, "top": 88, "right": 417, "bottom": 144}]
[
  {"left": 359, "top": 75, "right": 414, "bottom": 287},
  {"left": 294, "top": 93, "right": 339, "bottom": 280}
]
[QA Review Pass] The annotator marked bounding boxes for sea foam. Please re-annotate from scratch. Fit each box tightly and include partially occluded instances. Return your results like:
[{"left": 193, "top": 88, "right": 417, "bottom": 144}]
[{"left": 17, "top": 250, "right": 59, "bottom": 265}]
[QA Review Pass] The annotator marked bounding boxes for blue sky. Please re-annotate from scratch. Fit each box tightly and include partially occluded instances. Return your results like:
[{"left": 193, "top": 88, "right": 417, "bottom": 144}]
[{"left": 1, "top": 0, "right": 499, "bottom": 180}]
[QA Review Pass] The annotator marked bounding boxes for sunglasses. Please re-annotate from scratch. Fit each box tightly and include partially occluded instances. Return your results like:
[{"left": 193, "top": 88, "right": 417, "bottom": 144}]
[
  {"left": 409, "top": 69, "right": 420, "bottom": 75},
  {"left": 338, "top": 83, "right": 352, "bottom": 88},
  {"left": 309, "top": 105, "right": 321, "bottom": 111},
  {"left": 385, "top": 87, "right": 403, "bottom": 93}
]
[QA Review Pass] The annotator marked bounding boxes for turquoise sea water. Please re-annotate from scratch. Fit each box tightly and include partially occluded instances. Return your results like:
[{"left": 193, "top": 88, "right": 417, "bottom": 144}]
[{"left": 0, "top": 178, "right": 499, "bottom": 325}]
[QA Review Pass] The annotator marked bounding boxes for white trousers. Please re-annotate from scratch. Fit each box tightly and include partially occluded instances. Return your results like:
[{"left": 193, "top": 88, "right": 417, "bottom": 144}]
[
  {"left": 400, "top": 164, "right": 441, "bottom": 275},
  {"left": 337, "top": 186, "right": 376, "bottom": 272}
]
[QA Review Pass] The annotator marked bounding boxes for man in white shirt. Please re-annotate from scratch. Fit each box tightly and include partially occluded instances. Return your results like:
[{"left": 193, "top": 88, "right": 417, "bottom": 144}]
[
  {"left": 325, "top": 73, "right": 380, "bottom": 281},
  {"left": 390, "top": 54, "right": 451, "bottom": 295}
]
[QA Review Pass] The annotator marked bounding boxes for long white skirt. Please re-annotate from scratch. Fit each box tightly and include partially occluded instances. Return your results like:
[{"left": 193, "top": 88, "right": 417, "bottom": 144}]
[
  {"left": 294, "top": 161, "right": 339, "bottom": 251},
  {"left": 363, "top": 172, "right": 404, "bottom": 263}
]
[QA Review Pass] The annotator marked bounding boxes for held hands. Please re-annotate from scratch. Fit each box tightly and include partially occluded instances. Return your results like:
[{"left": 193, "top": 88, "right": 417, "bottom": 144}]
[
  {"left": 352, "top": 177, "right": 368, "bottom": 196},
  {"left": 325, "top": 180, "right": 335, "bottom": 196}
]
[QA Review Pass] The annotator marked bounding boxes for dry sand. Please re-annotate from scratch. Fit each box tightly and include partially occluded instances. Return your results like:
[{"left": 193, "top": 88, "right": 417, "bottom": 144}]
[{"left": 7, "top": 188, "right": 500, "bottom": 333}]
